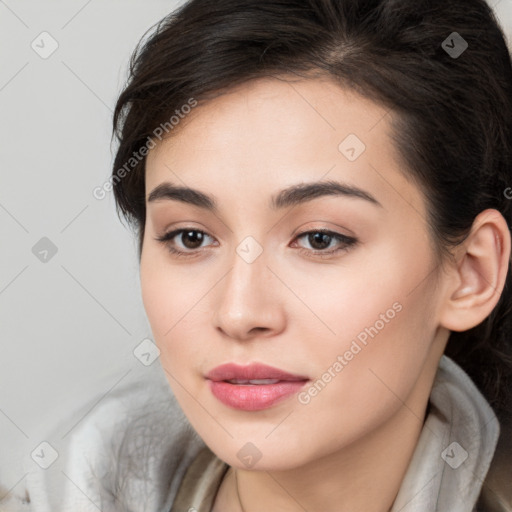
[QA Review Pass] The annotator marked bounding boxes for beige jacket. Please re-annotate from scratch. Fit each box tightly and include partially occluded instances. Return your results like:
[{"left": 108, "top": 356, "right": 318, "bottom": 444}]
[{"left": 1, "top": 355, "right": 511, "bottom": 511}]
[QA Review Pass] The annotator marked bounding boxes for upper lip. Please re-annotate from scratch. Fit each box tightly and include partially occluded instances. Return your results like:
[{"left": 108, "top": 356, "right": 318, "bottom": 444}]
[{"left": 205, "top": 363, "right": 309, "bottom": 382}]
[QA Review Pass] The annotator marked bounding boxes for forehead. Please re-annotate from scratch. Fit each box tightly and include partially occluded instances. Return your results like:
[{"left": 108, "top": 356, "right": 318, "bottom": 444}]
[
  {"left": 144, "top": 76, "right": 426, "bottom": 221},
  {"left": 146, "top": 75, "right": 389, "bottom": 167}
]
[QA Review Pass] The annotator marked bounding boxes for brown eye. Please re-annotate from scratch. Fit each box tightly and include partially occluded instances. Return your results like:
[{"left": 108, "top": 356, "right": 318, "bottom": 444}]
[
  {"left": 179, "top": 230, "right": 206, "bottom": 249},
  {"left": 293, "top": 229, "right": 358, "bottom": 257},
  {"left": 306, "top": 232, "right": 333, "bottom": 250},
  {"left": 155, "top": 227, "right": 357, "bottom": 259},
  {"left": 155, "top": 228, "right": 215, "bottom": 256}
]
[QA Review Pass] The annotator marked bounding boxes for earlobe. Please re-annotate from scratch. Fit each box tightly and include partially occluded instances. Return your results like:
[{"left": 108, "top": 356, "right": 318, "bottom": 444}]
[{"left": 439, "top": 209, "right": 511, "bottom": 332}]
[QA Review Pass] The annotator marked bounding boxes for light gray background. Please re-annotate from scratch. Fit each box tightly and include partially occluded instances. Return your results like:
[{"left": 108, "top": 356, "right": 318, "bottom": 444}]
[{"left": 1, "top": 0, "right": 511, "bottom": 495}]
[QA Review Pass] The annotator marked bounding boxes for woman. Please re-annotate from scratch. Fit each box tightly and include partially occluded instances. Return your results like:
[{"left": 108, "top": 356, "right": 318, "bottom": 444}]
[{"left": 2, "top": 0, "right": 511, "bottom": 510}]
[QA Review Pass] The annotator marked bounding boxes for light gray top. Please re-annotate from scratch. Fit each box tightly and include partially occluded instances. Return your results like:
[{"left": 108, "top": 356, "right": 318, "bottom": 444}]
[{"left": 0, "top": 355, "right": 500, "bottom": 511}]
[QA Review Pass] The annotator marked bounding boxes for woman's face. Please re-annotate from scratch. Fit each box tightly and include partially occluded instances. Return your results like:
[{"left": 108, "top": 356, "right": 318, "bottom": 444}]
[{"left": 141, "top": 76, "right": 450, "bottom": 470}]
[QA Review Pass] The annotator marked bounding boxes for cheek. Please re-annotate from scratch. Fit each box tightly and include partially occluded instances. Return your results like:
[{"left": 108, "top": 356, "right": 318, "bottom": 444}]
[
  {"left": 283, "top": 238, "right": 434, "bottom": 355},
  {"left": 296, "top": 244, "right": 439, "bottom": 421},
  {"left": 139, "top": 248, "right": 213, "bottom": 378},
  {"left": 140, "top": 243, "right": 192, "bottom": 334},
  {"left": 281, "top": 281, "right": 438, "bottom": 463}
]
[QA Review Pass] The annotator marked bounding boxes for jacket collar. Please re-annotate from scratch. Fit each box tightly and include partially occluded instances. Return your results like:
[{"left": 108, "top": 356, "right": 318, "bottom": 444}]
[
  {"left": 4, "top": 355, "right": 499, "bottom": 511},
  {"left": 390, "top": 355, "right": 500, "bottom": 512}
]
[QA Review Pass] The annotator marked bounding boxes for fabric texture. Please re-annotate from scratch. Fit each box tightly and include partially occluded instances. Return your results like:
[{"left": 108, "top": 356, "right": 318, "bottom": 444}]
[
  {"left": 0, "top": 355, "right": 508, "bottom": 511},
  {"left": 167, "top": 355, "right": 503, "bottom": 512}
]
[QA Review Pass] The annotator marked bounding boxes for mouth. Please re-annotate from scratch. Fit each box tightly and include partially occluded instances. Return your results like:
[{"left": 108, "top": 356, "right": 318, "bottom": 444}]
[
  {"left": 205, "top": 362, "right": 309, "bottom": 382},
  {"left": 205, "top": 363, "right": 310, "bottom": 411},
  {"left": 223, "top": 378, "right": 283, "bottom": 385}
]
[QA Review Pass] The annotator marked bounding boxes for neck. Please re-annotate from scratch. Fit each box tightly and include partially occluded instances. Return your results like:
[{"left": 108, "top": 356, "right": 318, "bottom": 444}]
[{"left": 213, "top": 356, "right": 439, "bottom": 512}]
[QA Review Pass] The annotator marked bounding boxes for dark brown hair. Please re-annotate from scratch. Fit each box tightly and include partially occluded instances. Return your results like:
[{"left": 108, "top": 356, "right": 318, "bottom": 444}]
[{"left": 111, "top": 0, "right": 512, "bottom": 417}]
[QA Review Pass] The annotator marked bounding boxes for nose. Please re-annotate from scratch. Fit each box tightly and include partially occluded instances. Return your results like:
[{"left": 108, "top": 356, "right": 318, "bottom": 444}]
[{"left": 212, "top": 247, "right": 286, "bottom": 342}]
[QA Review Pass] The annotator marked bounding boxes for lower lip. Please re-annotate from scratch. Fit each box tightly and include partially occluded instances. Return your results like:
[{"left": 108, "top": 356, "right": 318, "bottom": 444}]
[{"left": 207, "top": 379, "right": 309, "bottom": 411}]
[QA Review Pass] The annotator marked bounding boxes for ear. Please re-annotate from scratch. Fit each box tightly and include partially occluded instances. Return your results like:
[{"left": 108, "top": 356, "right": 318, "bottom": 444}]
[{"left": 439, "top": 209, "right": 511, "bottom": 332}]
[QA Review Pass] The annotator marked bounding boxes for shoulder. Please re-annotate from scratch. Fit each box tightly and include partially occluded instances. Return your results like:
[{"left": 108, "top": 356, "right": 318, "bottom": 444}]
[{"left": 1, "top": 370, "right": 205, "bottom": 512}]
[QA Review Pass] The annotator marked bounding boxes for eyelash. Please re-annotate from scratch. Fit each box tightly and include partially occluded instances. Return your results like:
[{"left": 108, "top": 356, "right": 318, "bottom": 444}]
[{"left": 154, "top": 228, "right": 358, "bottom": 259}]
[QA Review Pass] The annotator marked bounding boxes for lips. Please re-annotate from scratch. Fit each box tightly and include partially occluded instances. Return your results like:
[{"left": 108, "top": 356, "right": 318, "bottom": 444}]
[
  {"left": 205, "top": 363, "right": 309, "bottom": 382},
  {"left": 205, "top": 363, "right": 310, "bottom": 411}
]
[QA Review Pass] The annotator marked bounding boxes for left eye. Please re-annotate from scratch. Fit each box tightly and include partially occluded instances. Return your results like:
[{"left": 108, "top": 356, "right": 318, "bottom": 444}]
[
  {"left": 293, "top": 230, "right": 356, "bottom": 253},
  {"left": 155, "top": 228, "right": 357, "bottom": 258}
]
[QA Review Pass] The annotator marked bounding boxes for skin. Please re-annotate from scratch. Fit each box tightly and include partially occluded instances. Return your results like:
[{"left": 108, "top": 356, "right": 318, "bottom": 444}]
[{"left": 140, "top": 75, "right": 511, "bottom": 512}]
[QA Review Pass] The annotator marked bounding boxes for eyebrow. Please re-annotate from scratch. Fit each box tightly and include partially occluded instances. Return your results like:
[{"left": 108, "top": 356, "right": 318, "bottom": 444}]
[{"left": 147, "top": 179, "right": 383, "bottom": 212}]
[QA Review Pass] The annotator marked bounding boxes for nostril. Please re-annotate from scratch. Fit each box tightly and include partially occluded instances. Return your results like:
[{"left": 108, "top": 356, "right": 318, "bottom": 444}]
[{"left": 249, "top": 327, "right": 269, "bottom": 335}]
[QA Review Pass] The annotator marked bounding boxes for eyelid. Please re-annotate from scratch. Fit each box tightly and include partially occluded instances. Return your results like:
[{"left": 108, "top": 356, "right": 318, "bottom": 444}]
[
  {"left": 292, "top": 229, "right": 357, "bottom": 256},
  {"left": 154, "top": 226, "right": 358, "bottom": 258},
  {"left": 154, "top": 227, "right": 216, "bottom": 255}
]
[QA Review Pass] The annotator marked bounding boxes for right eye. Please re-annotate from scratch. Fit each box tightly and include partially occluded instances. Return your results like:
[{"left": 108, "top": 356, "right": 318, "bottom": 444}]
[{"left": 155, "top": 228, "right": 217, "bottom": 257}]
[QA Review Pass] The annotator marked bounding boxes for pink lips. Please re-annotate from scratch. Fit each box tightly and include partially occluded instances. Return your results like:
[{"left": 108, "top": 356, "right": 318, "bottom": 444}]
[{"left": 205, "top": 363, "right": 310, "bottom": 411}]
